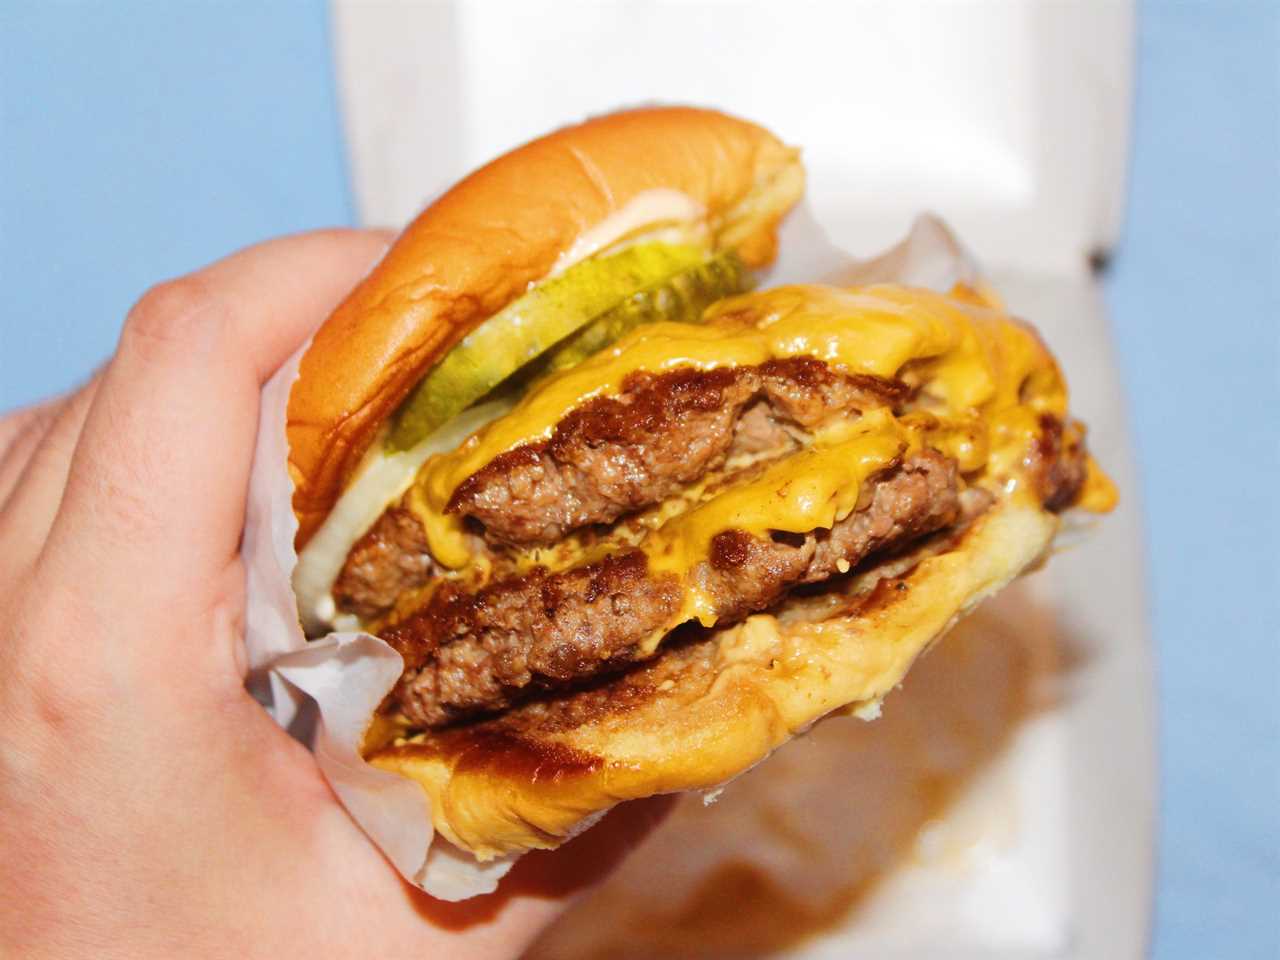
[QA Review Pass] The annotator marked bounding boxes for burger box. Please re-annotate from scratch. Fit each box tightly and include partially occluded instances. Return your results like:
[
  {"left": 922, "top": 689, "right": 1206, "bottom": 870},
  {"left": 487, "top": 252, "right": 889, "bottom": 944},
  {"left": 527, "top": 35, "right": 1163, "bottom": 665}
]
[{"left": 330, "top": 2, "right": 1154, "bottom": 956}]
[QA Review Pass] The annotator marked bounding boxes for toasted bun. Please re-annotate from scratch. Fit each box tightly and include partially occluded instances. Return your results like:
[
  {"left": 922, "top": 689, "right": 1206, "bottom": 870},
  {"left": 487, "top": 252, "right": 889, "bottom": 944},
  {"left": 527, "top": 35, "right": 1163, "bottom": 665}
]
[
  {"left": 365, "top": 494, "right": 1057, "bottom": 860},
  {"left": 288, "top": 107, "right": 804, "bottom": 546}
]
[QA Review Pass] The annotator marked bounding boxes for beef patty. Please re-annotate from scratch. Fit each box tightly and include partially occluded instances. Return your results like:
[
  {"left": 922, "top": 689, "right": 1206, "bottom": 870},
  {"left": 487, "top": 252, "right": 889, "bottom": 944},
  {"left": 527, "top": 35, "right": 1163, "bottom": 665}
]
[
  {"left": 384, "top": 450, "right": 964, "bottom": 728},
  {"left": 333, "top": 507, "right": 436, "bottom": 623},
  {"left": 449, "top": 357, "right": 911, "bottom": 546},
  {"left": 334, "top": 358, "right": 908, "bottom": 621}
]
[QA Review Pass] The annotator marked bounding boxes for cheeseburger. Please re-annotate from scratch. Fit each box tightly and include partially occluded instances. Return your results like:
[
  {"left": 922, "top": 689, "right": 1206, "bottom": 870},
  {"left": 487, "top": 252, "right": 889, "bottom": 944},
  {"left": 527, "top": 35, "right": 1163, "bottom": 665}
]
[{"left": 286, "top": 107, "right": 1116, "bottom": 861}]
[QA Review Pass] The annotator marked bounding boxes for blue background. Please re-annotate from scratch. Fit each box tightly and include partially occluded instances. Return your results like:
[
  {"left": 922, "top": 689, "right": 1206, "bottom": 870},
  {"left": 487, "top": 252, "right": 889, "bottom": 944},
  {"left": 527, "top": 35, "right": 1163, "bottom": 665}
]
[{"left": 1, "top": 2, "right": 1276, "bottom": 956}]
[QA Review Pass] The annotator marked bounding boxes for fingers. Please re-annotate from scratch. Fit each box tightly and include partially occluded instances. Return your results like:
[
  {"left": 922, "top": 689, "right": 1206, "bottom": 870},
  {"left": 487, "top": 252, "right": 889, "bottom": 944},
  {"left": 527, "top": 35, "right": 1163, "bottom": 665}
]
[
  {"left": 37, "top": 229, "right": 392, "bottom": 610},
  {"left": 0, "top": 375, "right": 102, "bottom": 575},
  {"left": 0, "top": 399, "right": 63, "bottom": 507}
]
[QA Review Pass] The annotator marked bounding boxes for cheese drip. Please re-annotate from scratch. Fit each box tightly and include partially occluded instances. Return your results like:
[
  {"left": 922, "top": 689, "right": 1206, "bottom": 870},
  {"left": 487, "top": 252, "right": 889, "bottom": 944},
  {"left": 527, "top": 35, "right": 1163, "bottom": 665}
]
[
  {"left": 629, "top": 408, "right": 1007, "bottom": 643},
  {"left": 407, "top": 283, "right": 1107, "bottom": 570},
  {"left": 645, "top": 409, "right": 902, "bottom": 633}
]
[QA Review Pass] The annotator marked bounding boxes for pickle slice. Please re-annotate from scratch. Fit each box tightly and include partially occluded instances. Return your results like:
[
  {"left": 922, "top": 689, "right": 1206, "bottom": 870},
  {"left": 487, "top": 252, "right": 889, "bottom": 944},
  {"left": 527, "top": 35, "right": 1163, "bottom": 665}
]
[
  {"left": 386, "top": 244, "right": 747, "bottom": 451},
  {"left": 535, "top": 251, "right": 749, "bottom": 376}
]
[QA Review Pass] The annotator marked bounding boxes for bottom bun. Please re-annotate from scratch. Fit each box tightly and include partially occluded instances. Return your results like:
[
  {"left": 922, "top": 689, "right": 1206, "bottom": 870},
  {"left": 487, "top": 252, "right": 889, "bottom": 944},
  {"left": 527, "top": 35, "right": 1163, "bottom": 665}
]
[{"left": 363, "top": 493, "right": 1058, "bottom": 861}]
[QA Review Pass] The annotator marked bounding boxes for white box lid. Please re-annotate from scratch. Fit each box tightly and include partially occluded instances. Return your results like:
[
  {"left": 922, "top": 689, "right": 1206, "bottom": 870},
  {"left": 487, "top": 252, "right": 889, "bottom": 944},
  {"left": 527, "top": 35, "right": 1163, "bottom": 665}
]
[{"left": 333, "top": 0, "right": 1132, "bottom": 276}]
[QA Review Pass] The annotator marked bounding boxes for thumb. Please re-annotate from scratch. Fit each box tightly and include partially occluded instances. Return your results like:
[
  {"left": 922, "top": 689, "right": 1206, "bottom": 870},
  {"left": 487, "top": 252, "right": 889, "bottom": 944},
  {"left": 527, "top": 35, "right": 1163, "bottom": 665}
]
[{"left": 36, "top": 229, "right": 392, "bottom": 620}]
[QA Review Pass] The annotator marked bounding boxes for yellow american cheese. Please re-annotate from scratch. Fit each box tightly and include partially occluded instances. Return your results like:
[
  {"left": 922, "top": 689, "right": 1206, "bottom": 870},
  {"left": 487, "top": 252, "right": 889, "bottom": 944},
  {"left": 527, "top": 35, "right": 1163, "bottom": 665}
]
[{"left": 407, "top": 283, "right": 1115, "bottom": 571}]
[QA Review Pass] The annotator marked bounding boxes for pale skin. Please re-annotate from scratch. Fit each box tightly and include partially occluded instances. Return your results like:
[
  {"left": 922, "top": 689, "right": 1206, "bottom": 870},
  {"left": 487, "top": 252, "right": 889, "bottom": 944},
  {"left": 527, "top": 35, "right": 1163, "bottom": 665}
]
[{"left": 0, "top": 230, "right": 669, "bottom": 959}]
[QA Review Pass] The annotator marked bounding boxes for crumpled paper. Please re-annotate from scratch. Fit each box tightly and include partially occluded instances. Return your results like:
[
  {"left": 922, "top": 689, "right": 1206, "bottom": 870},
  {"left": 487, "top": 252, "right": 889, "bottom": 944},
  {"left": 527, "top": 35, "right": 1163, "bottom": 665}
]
[{"left": 241, "top": 209, "right": 979, "bottom": 901}]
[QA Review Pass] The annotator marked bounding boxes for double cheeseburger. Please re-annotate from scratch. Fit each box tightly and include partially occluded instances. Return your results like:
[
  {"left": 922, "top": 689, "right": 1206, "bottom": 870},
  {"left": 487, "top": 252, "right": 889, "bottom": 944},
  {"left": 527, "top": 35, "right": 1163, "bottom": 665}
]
[{"left": 287, "top": 107, "right": 1115, "bottom": 862}]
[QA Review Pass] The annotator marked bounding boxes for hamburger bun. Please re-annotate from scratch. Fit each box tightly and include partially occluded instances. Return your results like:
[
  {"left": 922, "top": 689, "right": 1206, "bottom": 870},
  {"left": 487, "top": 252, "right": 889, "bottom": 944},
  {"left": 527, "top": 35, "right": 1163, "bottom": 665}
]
[
  {"left": 287, "top": 107, "right": 804, "bottom": 546},
  {"left": 364, "top": 492, "right": 1055, "bottom": 860}
]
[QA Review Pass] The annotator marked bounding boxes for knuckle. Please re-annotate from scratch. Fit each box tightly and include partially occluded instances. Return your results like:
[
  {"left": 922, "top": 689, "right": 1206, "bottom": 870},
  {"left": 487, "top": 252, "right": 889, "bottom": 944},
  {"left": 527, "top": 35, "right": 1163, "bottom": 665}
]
[
  {"left": 0, "top": 416, "right": 48, "bottom": 490},
  {"left": 123, "top": 275, "right": 229, "bottom": 356},
  {"left": 0, "top": 591, "right": 94, "bottom": 735},
  {"left": 0, "top": 401, "right": 57, "bottom": 462}
]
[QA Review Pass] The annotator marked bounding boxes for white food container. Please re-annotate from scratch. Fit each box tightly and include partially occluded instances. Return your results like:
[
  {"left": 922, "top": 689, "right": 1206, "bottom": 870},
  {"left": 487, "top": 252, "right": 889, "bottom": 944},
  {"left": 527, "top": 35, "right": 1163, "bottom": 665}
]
[{"left": 328, "top": 2, "right": 1155, "bottom": 954}]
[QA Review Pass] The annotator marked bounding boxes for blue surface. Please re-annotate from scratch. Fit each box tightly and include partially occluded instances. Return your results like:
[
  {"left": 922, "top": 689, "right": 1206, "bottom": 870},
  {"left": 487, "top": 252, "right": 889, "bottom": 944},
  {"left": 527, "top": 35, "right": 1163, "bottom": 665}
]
[
  {"left": 2, "top": 3, "right": 1277, "bottom": 957},
  {"left": 0, "top": 2, "right": 353, "bottom": 407},
  {"left": 1103, "top": 4, "right": 1280, "bottom": 957}
]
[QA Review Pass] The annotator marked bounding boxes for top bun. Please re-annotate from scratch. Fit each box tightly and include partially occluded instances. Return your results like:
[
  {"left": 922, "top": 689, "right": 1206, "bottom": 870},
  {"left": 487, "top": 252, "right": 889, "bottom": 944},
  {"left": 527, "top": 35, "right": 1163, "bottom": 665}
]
[{"left": 287, "top": 106, "right": 804, "bottom": 546}]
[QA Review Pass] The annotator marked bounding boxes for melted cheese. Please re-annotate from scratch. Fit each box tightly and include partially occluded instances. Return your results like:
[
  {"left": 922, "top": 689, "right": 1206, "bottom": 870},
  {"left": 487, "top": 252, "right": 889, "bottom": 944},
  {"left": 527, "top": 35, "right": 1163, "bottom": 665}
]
[
  {"left": 1080, "top": 455, "right": 1120, "bottom": 512},
  {"left": 627, "top": 409, "right": 1009, "bottom": 647},
  {"left": 408, "top": 283, "right": 1083, "bottom": 570},
  {"left": 646, "top": 409, "right": 907, "bottom": 633}
]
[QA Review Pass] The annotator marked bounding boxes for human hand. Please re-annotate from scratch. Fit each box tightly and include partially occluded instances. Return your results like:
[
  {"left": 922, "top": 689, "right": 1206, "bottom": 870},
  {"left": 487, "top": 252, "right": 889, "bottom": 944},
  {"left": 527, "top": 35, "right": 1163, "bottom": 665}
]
[{"left": 0, "top": 230, "right": 669, "bottom": 959}]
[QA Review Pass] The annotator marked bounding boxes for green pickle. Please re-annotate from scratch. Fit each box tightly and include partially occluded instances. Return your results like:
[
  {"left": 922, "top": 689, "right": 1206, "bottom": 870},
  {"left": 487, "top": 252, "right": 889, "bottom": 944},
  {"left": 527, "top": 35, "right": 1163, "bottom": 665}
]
[
  {"left": 536, "top": 251, "right": 749, "bottom": 376},
  {"left": 386, "top": 244, "right": 751, "bottom": 451}
]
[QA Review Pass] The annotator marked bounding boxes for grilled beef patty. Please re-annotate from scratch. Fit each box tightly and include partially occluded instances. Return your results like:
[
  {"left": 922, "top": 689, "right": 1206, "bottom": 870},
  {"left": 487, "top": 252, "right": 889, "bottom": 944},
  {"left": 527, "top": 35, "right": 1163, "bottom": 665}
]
[
  {"left": 449, "top": 357, "right": 910, "bottom": 546},
  {"left": 334, "top": 358, "right": 907, "bottom": 621},
  {"left": 384, "top": 451, "right": 963, "bottom": 728},
  {"left": 332, "top": 350, "right": 1090, "bottom": 727}
]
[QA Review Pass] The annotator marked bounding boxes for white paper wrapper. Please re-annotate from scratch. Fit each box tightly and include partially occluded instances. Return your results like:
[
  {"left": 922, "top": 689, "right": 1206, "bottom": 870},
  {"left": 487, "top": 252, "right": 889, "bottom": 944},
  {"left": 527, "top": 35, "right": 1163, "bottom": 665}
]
[{"left": 241, "top": 210, "right": 980, "bottom": 901}]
